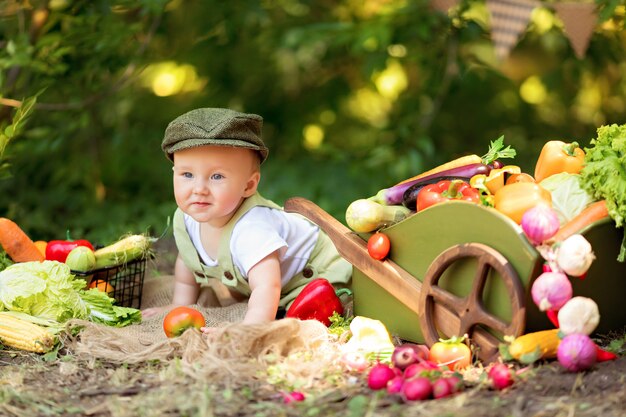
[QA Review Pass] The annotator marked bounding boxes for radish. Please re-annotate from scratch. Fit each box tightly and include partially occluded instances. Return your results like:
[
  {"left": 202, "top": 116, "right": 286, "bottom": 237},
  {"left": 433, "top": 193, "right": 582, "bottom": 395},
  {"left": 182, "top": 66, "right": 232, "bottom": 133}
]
[
  {"left": 488, "top": 363, "right": 514, "bottom": 390},
  {"left": 404, "top": 360, "right": 440, "bottom": 379},
  {"left": 445, "top": 375, "right": 463, "bottom": 393},
  {"left": 281, "top": 391, "right": 305, "bottom": 403},
  {"left": 386, "top": 376, "right": 404, "bottom": 395},
  {"left": 557, "top": 333, "right": 597, "bottom": 372},
  {"left": 432, "top": 377, "right": 453, "bottom": 399},
  {"left": 367, "top": 363, "right": 396, "bottom": 390},
  {"left": 402, "top": 376, "right": 433, "bottom": 401}
]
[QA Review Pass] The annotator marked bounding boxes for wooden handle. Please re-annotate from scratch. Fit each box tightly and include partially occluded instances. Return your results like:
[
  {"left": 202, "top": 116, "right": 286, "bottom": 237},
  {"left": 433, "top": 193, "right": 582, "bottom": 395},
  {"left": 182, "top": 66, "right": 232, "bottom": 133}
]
[{"left": 285, "top": 197, "right": 423, "bottom": 316}]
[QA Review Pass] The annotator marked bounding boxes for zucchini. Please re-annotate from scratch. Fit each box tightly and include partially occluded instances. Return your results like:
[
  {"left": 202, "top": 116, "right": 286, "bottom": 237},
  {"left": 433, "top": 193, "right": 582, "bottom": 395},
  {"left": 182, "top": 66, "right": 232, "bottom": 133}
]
[
  {"left": 345, "top": 199, "right": 411, "bottom": 233},
  {"left": 94, "top": 234, "right": 152, "bottom": 269}
]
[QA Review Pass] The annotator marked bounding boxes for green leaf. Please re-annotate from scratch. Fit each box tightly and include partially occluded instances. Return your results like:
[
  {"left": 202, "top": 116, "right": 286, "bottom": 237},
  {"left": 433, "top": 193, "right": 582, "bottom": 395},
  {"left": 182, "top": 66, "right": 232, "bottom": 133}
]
[{"left": 481, "top": 135, "right": 517, "bottom": 165}]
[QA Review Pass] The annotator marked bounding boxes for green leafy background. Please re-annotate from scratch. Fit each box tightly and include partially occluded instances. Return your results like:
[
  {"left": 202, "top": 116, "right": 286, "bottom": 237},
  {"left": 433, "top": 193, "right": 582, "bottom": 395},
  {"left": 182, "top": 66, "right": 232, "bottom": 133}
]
[{"left": 1, "top": 0, "right": 626, "bottom": 244}]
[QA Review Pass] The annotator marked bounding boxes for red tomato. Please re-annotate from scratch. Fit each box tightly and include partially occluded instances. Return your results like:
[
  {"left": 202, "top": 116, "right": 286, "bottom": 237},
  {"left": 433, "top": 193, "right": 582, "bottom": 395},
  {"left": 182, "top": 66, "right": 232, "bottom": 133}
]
[
  {"left": 367, "top": 232, "right": 391, "bottom": 260},
  {"left": 162, "top": 306, "right": 206, "bottom": 338},
  {"left": 429, "top": 336, "right": 472, "bottom": 370},
  {"left": 417, "top": 180, "right": 481, "bottom": 212}
]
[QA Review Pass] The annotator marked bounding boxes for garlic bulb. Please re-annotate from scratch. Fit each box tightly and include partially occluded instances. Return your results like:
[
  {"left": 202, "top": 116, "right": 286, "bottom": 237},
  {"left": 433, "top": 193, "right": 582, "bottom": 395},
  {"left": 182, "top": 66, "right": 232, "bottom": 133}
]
[
  {"left": 558, "top": 296, "right": 600, "bottom": 336},
  {"left": 556, "top": 234, "right": 595, "bottom": 277}
]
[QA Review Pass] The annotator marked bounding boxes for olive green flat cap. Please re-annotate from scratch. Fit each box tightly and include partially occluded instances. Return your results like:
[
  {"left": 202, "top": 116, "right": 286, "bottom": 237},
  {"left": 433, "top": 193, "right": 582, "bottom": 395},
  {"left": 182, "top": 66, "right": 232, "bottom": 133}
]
[{"left": 162, "top": 108, "right": 268, "bottom": 163}]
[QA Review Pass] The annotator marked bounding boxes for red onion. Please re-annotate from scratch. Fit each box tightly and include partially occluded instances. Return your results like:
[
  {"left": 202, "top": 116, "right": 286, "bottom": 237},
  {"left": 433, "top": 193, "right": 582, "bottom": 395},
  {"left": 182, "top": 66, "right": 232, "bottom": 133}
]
[
  {"left": 557, "top": 333, "right": 597, "bottom": 372},
  {"left": 521, "top": 204, "right": 560, "bottom": 245},
  {"left": 367, "top": 363, "right": 396, "bottom": 390},
  {"left": 391, "top": 343, "right": 429, "bottom": 370},
  {"left": 531, "top": 271, "right": 573, "bottom": 311}
]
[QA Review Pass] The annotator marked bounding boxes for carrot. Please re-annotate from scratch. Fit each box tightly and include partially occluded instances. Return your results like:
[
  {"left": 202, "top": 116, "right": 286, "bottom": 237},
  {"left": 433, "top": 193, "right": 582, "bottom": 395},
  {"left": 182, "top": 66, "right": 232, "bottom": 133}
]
[
  {"left": 0, "top": 218, "right": 45, "bottom": 262},
  {"left": 550, "top": 200, "right": 610, "bottom": 243}
]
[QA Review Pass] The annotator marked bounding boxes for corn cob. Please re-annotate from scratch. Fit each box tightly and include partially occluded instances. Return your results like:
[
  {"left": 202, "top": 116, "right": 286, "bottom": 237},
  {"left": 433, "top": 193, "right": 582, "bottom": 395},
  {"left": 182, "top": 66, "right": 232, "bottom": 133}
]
[
  {"left": 508, "top": 329, "right": 561, "bottom": 363},
  {"left": 94, "top": 234, "right": 152, "bottom": 269},
  {"left": 0, "top": 312, "right": 57, "bottom": 353}
]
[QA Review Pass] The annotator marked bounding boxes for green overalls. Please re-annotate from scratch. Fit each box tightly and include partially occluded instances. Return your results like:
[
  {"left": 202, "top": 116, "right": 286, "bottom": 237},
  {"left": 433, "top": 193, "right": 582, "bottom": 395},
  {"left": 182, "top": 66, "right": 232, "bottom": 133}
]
[{"left": 173, "top": 193, "right": 352, "bottom": 308}]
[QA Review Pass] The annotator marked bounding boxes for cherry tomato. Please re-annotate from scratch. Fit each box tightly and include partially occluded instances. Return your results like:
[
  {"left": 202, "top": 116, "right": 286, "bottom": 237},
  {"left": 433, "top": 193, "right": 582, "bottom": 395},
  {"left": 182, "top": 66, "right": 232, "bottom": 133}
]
[
  {"left": 162, "top": 306, "right": 206, "bottom": 338},
  {"left": 367, "top": 232, "right": 391, "bottom": 260},
  {"left": 429, "top": 336, "right": 472, "bottom": 370}
]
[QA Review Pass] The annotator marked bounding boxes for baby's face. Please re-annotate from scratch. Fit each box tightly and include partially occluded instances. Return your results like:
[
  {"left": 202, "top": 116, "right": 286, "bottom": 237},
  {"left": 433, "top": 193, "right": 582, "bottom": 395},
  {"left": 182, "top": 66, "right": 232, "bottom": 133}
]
[{"left": 172, "top": 145, "right": 260, "bottom": 227}]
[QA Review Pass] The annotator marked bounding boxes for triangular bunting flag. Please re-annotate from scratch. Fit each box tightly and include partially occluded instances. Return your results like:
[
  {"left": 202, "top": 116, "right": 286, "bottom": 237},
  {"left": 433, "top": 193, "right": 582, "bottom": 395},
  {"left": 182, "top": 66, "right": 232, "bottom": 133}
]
[
  {"left": 552, "top": 2, "right": 597, "bottom": 59},
  {"left": 430, "top": 0, "right": 460, "bottom": 13},
  {"left": 486, "top": 0, "right": 540, "bottom": 61}
]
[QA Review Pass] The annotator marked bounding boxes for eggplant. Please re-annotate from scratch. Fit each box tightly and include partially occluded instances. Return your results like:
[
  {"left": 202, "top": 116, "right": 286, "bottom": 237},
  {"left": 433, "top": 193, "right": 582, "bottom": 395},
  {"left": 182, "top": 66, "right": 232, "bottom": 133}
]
[
  {"left": 372, "top": 163, "right": 491, "bottom": 206},
  {"left": 401, "top": 176, "right": 474, "bottom": 210}
]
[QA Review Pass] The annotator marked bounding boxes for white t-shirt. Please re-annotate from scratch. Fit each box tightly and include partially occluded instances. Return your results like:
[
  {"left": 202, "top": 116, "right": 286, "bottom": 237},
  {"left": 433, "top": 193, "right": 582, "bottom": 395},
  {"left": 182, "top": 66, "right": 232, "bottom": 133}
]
[{"left": 184, "top": 206, "right": 319, "bottom": 286}]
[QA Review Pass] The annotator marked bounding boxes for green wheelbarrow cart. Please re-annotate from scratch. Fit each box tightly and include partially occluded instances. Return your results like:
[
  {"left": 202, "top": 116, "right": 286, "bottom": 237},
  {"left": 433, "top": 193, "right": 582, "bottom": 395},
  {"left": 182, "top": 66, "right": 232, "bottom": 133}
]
[{"left": 285, "top": 197, "right": 626, "bottom": 363}]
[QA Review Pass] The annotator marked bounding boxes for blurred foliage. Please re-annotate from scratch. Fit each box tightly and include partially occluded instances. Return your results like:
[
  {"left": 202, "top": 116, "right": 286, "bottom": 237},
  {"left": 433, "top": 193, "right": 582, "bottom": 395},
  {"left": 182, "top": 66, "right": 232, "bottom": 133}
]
[{"left": 1, "top": 0, "right": 626, "bottom": 244}]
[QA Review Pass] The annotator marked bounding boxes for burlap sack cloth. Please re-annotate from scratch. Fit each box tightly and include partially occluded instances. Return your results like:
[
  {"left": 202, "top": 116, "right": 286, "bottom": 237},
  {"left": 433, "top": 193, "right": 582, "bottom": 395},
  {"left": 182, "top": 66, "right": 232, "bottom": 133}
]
[{"left": 63, "top": 274, "right": 343, "bottom": 384}]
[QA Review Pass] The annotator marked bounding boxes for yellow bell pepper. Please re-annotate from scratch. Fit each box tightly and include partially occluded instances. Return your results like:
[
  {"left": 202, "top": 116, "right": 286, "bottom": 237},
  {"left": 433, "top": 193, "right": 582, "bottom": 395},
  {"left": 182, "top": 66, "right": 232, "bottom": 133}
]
[
  {"left": 494, "top": 182, "right": 552, "bottom": 224},
  {"left": 470, "top": 165, "right": 521, "bottom": 195},
  {"left": 534, "top": 141, "right": 585, "bottom": 182}
]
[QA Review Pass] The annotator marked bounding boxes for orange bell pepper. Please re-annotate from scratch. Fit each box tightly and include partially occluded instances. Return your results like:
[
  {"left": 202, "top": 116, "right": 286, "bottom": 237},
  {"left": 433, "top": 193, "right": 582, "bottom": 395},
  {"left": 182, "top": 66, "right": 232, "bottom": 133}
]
[
  {"left": 494, "top": 182, "right": 552, "bottom": 224},
  {"left": 533, "top": 141, "right": 585, "bottom": 182}
]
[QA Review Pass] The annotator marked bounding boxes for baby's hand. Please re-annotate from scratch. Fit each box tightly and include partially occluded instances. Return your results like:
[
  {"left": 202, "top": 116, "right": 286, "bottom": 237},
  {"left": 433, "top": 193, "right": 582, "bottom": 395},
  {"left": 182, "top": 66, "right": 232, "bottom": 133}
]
[{"left": 141, "top": 305, "right": 170, "bottom": 319}]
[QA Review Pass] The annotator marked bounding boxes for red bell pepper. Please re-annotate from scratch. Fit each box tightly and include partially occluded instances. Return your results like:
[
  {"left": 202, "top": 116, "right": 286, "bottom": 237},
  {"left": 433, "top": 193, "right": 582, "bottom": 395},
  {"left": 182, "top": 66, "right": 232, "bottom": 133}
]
[
  {"left": 45, "top": 235, "right": 94, "bottom": 263},
  {"left": 286, "top": 278, "right": 351, "bottom": 326},
  {"left": 416, "top": 180, "right": 481, "bottom": 212}
]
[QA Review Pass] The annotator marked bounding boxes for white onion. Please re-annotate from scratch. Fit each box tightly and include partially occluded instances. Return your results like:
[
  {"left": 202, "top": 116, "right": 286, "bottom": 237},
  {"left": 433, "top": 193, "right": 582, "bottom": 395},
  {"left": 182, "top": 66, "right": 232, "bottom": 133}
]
[
  {"left": 531, "top": 271, "right": 573, "bottom": 311},
  {"left": 521, "top": 204, "right": 560, "bottom": 245},
  {"left": 556, "top": 234, "right": 595, "bottom": 277},
  {"left": 558, "top": 297, "right": 600, "bottom": 336}
]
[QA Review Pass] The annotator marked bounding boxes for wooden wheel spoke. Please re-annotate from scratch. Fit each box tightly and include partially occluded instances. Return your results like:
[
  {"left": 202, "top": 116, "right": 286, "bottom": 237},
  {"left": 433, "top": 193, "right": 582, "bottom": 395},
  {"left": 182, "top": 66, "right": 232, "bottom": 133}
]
[
  {"left": 474, "top": 309, "right": 510, "bottom": 334},
  {"left": 429, "top": 285, "right": 463, "bottom": 312},
  {"left": 469, "top": 255, "right": 490, "bottom": 301}
]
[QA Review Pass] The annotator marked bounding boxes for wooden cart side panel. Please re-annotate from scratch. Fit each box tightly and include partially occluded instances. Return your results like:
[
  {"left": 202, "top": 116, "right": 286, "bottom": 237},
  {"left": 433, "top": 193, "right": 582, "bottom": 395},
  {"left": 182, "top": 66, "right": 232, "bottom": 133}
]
[{"left": 355, "top": 202, "right": 542, "bottom": 343}]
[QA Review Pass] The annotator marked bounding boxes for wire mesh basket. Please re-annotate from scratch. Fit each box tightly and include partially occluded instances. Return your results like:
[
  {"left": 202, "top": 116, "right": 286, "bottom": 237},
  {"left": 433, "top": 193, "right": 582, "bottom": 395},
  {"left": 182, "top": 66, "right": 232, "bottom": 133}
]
[{"left": 73, "top": 258, "right": 147, "bottom": 309}]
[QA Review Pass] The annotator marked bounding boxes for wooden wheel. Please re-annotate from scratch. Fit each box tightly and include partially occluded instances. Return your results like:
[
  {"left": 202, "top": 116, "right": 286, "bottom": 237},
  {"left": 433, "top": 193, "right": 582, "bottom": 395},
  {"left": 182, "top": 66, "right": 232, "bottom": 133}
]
[{"left": 418, "top": 243, "right": 526, "bottom": 362}]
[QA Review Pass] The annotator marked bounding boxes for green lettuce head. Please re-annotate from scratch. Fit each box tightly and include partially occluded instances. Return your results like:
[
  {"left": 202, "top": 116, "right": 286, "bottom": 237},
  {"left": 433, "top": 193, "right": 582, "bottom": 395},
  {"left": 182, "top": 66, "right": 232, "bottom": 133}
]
[{"left": 0, "top": 260, "right": 140, "bottom": 326}]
